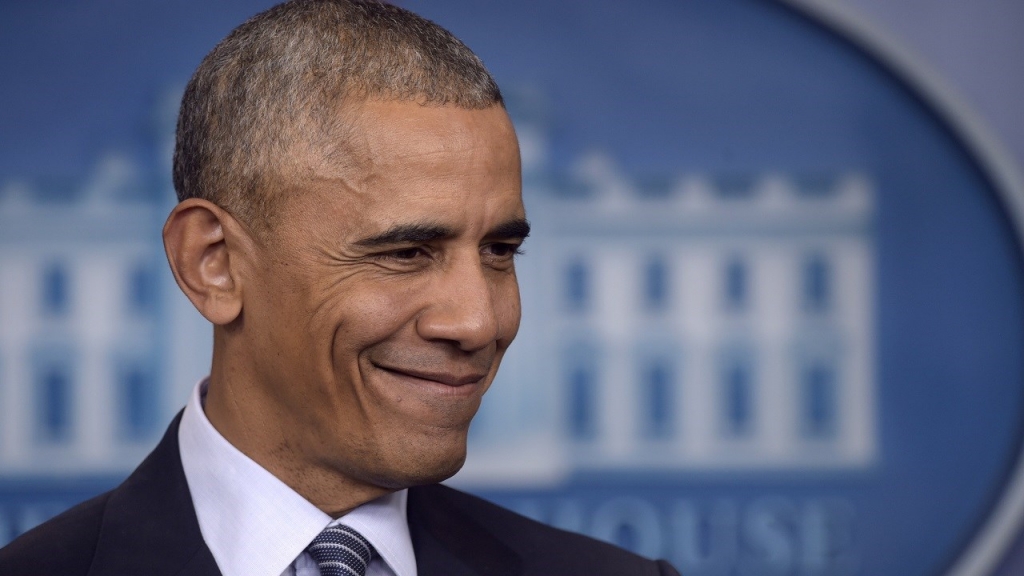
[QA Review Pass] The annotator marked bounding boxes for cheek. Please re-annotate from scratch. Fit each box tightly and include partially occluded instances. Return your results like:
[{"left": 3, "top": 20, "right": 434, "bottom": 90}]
[
  {"left": 320, "top": 275, "right": 427, "bottom": 358},
  {"left": 304, "top": 279, "right": 427, "bottom": 420}
]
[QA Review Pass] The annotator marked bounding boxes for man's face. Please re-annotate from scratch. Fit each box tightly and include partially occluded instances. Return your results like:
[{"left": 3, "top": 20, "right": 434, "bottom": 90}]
[{"left": 241, "top": 101, "right": 525, "bottom": 490}]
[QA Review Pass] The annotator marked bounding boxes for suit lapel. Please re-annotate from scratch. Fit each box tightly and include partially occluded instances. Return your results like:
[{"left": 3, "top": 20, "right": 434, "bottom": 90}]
[
  {"left": 407, "top": 485, "right": 522, "bottom": 576},
  {"left": 87, "top": 413, "right": 221, "bottom": 576}
]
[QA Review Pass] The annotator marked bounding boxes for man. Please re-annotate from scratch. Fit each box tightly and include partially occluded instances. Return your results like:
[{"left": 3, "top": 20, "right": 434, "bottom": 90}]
[{"left": 0, "top": 1, "right": 680, "bottom": 574}]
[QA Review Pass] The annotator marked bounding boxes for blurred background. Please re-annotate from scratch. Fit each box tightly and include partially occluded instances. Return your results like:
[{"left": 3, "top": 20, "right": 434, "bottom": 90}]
[{"left": 1, "top": 1, "right": 1023, "bottom": 574}]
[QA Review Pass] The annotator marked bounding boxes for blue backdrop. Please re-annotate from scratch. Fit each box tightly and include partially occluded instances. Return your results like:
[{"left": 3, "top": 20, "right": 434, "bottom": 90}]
[{"left": 2, "top": 2, "right": 1023, "bottom": 575}]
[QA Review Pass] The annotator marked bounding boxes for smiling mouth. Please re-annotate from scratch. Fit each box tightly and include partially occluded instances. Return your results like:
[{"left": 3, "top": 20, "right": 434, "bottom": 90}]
[{"left": 373, "top": 364, "right": 487, "bottom": 387}]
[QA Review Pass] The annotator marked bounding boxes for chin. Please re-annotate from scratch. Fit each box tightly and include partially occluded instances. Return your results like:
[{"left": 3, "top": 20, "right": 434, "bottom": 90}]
[
  {"left": 409, "top": 455, "right": 466, "bottom": 487},
  {"left": 372, "top": 435, "right": 469, "bottom": 489}
]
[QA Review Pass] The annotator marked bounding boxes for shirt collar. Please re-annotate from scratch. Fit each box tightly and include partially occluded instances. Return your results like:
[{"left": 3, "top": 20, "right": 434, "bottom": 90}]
[{"left": 178, "top": 378, "right": 417, "bottom": 576}]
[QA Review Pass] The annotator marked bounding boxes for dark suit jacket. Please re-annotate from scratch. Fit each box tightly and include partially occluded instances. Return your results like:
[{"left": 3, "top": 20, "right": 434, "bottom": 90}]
[{"left": 0, "top": 415, "right": 679, "bottom": 575}]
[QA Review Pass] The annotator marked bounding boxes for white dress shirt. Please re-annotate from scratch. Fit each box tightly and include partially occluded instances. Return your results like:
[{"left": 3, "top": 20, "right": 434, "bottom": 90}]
[{"left": 178, "top": 379, "right": 417, "bottom": 576}]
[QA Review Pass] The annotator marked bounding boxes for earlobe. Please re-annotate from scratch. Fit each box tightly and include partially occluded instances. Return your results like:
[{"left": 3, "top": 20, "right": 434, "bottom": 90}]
[{"left": 162, "top": 198, "right": 245, "bottom": 325}]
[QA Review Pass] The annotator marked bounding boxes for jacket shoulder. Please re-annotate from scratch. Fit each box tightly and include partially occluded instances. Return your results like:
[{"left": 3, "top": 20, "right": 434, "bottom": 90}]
[
  {"left": 413, "top": 484, "right": 679, "bottom": 575},
  {"left": 0, "top": 490, "right": 112, "bottom": 576}
]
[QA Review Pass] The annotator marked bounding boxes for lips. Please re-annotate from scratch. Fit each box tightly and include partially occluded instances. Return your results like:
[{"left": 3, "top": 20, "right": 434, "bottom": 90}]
[{"left": 373, "top": 364, "right": 487, "bottom": 387}]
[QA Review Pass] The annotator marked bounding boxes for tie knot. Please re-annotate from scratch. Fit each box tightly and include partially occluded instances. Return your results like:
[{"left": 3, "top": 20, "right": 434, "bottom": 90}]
[{"left": 306, "top": 524, "right": 376, "bottom": 576}]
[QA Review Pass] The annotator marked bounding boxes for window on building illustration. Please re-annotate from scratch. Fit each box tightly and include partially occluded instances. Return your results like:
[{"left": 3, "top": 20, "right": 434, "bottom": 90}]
[
  {"left": 724, "top": 258, "right": 748, "bottom": 311},
  {"left": 801, "top": 360, "right": 837, "bottom": 439},
  {"left": 36, "top": 364, "right": 72, "bottom": 443},
  {"left": 722, "top": 357, "right": 754, "bottom": 437},
  {"left": 567, "top": 362, "right": 597, "bottom": 441},
  {"left": 41, "top": 263, "right": 69, "bottom": 316},
  {"left": 565, "top": 259, "right": 589, "bottom": 312},
  {"left": 802, "top": 254, "right": 831, "bottom": 313},
  {"left": 120, "top": 363, "right": 160, "bottom": 440},
  {"left": 643, "top": 359, "right": 674, "bottom": 439},
  {"left": 127, "top": 263, "right": 158, "bottom": 316},
  {"left": 644, "top": 256, "right": 669, "bottom": 311}
]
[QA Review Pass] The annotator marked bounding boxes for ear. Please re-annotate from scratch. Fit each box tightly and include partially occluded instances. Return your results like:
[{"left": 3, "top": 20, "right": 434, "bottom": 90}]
[{"left": 162, "top": 198, "right": 249, "bottom": 325}]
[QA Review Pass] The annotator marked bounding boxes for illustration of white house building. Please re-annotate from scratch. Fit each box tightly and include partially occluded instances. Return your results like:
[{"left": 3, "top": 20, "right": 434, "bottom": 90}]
[{"left": 0, "top": 103, "right": 877, "bottom": 488}]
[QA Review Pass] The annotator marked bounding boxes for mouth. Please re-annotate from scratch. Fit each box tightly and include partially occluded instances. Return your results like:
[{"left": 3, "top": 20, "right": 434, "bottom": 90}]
[{"left": 372, "top": 363, "right": 488, "bottom": 388}]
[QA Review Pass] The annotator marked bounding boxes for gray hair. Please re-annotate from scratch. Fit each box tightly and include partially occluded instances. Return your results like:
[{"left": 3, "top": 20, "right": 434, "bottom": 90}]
[{"left": 172, "top": 0, "right": 504, "bottom": 230}]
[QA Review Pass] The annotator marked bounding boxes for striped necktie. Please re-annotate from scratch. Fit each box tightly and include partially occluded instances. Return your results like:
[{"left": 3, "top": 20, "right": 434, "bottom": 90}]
[{"left": 306, "top": 524, "right": 376, "bottom": 576}]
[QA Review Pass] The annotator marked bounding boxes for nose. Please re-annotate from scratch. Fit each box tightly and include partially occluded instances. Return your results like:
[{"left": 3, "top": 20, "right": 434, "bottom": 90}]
[{"left": 416, "top": 254, "right": 500, "bottom": 352}]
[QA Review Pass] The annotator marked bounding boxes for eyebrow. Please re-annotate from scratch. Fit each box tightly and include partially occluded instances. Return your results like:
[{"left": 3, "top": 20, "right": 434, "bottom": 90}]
[
  {"left": 354, "top": 223, "right": 456, "bottom": 247},
  {"left": 485, "top": 218, "right": 531, "bottom": 241},
  {"left": 353, "top": 218, "right": 531, "bottom": 248}
]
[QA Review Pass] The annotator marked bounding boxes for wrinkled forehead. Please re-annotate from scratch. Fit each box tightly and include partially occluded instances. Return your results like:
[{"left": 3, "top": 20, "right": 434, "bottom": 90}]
[
  {"left": 269, "top": 100, "right": 523, "bottom": 236},
  {"left": 283, "top": 100, "right": 518, "bottom": 187},
  {"left": 332, "top": 99, "right": 515, "bottom": 168}
]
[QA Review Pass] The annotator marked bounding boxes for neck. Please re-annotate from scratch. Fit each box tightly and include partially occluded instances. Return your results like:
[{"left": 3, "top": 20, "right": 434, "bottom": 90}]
[{"left": 205, "top": 344, "right": 391, "bottom": 518}]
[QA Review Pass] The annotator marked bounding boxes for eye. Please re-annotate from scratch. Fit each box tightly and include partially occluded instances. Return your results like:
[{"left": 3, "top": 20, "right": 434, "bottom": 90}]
[
  {"left": 371, "top": 246, "right": 429, "bottom": 263},
  {"left": 484, "top": 242, "right": 524, "bottom": 258},
  {"left": 388, "top": 247, "right": 423, "bottom": 260}
]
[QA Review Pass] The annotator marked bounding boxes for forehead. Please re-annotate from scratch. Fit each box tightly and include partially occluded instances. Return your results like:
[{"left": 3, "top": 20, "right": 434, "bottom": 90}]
[
  {"left": 345, "top": 100, "right": 518, "bottom": 175},
  {"left": 280, "top": 101, "right": 524, "bottom": 236}
]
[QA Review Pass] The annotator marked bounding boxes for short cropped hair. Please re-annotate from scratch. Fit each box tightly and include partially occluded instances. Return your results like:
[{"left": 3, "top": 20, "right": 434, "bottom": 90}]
[{"left": 172, "top": 0, "right": 504, "bottom": 230}]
